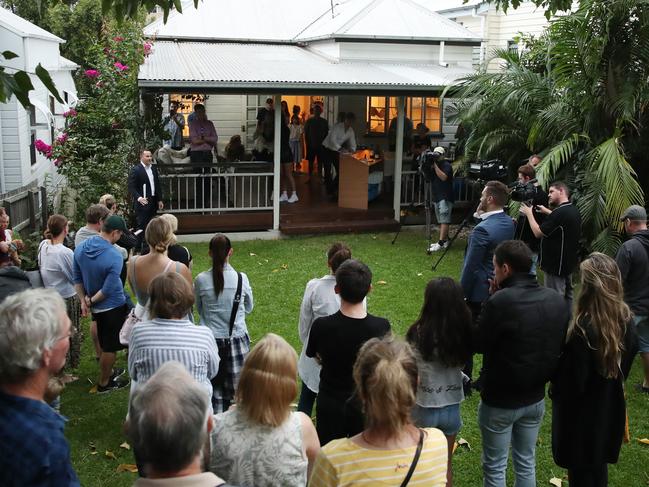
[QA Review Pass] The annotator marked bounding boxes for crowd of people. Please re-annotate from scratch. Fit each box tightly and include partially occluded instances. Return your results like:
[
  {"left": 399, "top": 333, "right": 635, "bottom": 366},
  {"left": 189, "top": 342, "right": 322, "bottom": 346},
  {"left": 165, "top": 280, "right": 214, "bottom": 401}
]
[{"left": 0, "top": 156, "right": 648, "bottom": 486}]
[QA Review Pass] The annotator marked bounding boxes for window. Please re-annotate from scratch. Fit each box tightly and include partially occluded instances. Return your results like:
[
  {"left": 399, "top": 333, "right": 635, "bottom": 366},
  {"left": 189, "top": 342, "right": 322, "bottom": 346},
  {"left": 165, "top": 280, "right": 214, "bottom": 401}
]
[
  {"left": 169, "top": 93, "right": 207, "bottom": 138},
  {"left": 49, "top": 95, "right": 55, "bottom": 114},
  {"left": 366, "top": 96, "right": 442, "bottom": 135},
  {"left": 30, "top": 131, "right": 37, "bottom": 166}
]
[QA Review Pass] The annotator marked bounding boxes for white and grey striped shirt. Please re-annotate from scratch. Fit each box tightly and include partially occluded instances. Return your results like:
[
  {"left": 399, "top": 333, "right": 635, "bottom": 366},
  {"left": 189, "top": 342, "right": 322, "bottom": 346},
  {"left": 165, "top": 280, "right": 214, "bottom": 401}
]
[{"left": 128, "top": 318, "right": 220, "bottom": 401}]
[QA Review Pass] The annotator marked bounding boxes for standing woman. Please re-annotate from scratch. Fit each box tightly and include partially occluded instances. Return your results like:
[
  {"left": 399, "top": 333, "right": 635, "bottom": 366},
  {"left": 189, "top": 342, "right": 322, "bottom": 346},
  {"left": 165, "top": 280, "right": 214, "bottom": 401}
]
[
  {"left": 297, "top": 242, "right": 352, "bottom": 415},
  {"left": 406, "top": 277, "right": 472, "bottom": 487},
  {"left": 195, "top": 234, "right": 254, "bottom": 413},
  {"left": 310, "top": 337, "right": 448, "bottom": 486},
  {"left": 38, "top": 214, "right": 82, "bottom": 369},
  {"left": 551, "top": 253, "right": 638, "bottom": 486},
  {"left": 289, "top": 105, "right": 304, "bottom": 173}
]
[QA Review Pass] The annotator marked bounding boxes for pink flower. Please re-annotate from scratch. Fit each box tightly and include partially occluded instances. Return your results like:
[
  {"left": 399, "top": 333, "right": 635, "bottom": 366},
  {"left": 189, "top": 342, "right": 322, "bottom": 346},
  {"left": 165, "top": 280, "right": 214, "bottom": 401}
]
[
  {"left": 63, "top": 108, "right": 77, "bottom": 118},
  {"left": 143, "top": 42, "right": 152, "bottom": 56},
  {"left": 114, "top": 62, "right": 129, "bottom": 71},
  {"left": 35, "top": 139, "right": 52, "bottom": 154},
  {"left": 57, "top": 133, "right": 68, "bottom": 144},
  {"left": 54, "top": 158, "right": 62, "bottom": 167},
  {"left": 84, "top": 69, "right": 100, "bottom": 78},
  {"left": 113, "top": 36, "right": 124, "bottom": 42}
]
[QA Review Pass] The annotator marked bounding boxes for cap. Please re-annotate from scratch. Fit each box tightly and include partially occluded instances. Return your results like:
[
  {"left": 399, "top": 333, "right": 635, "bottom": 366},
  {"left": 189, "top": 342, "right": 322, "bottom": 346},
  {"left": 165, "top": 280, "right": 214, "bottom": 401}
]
[
  {"left": 620, "top": 205, "right": 647, "bottom": 221},
  {"left": 104, "top": 215, "right": 128, "bottom": 232},
  {"left": 432, "top": 146, "right": 445, "bottom": 156}
]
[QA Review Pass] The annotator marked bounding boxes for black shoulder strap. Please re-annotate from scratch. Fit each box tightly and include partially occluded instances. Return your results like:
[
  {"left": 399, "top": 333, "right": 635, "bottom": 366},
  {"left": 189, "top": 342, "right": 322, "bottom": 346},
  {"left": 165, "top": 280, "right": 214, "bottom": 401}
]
[
  {"left": 400, "top": 429, "right": 424, "bottom": 487},
  {"left": 228, "top": 272, "right": 242, "bottom": 337}
]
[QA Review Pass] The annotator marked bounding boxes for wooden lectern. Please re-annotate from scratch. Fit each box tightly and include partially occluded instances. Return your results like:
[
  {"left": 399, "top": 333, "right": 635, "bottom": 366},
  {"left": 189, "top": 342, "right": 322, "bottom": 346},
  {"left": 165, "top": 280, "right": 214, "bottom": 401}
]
[{"left": 338, "top": 150, "right": 381, "bottom": 210}]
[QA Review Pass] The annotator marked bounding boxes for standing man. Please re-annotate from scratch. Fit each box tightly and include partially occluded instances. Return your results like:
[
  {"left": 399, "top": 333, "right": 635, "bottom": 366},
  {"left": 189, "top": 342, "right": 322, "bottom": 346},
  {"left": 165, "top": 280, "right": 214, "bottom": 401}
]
[
  {"left": 426, "top": 147, "right": 454, "bottom": 252},
  {"left": 128, "top": 149, "right": 163, "bottom": 253},
  {"left": 615, "top": 205, "right": 649, "bottom": 392},
  {"left": 460, "top": 180, "right": 515, "bottom": 391},
  {"left": 321, "top": 112, "right": 357, "bottom": 199},
  {"left": 476, "top": 240, "right": 570, "bottom": 487},
  {"left": 304, "top": 103, "right": 329, "bottom": 183},
  {"left": 513, "top": 164, "right": 548, "bottom": 274},
  {"left": 188, "top": 103, "right": 217, "bottom": 163},
  {"left": 520, "top": 180, "right": 581, "bottom": 303},
  {"left": 162, "top": 101, "right": 185, "bottom": 150},
  {"left": 73, "top": 216, "right": 130, "bottom": 393},
  {"left": 0, "top": 289, "right": 80, "bottom": 486}
]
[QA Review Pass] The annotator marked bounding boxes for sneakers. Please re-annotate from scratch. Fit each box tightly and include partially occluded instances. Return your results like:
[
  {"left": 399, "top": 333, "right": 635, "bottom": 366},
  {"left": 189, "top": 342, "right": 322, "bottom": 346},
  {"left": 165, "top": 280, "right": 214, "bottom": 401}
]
[
  {"left": 279, "top": 192, "right": 289, "bottom": 202},
  {"left": 428, "top": 240, "right": 448, "bottom": 252},
  {"left": 97, "top": 377, "right": 130, "bottom": 394},
  {"left": 287, "top": 192, "right": 299, "bottom": 203},
  {"left": 111, "top": 367, "right": 126, "bottom": 381}
]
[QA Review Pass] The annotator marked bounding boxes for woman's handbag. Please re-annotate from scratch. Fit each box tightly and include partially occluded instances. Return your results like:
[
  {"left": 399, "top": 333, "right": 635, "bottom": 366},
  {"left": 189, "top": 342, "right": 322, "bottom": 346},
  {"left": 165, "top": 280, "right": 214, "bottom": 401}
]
[
  {"left": 399, "top": 429, "right": 424, "bottom": 487},
  {"left": 119, "top": 308, "right": 142, "bottom": 346},
  {"left": 26, "top": 241, "right": 45, "bottom": 288}
]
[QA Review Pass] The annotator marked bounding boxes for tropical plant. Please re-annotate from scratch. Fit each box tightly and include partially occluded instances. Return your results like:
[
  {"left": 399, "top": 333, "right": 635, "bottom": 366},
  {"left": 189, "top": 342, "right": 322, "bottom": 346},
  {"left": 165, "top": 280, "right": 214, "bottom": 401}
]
[{"left": 449, "top": 0, "right": 649, "bottom": 254}]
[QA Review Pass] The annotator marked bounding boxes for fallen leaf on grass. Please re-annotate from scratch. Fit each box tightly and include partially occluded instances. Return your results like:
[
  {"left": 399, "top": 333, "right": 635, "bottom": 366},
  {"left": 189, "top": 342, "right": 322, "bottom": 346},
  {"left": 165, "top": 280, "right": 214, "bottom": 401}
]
[
  {"left": 89, "top": 385, "right": 97, "bottom": 394},
  {"left": 249, "top": 252, "right": 257, "bottom": 256},
  {"left": 637, "top": 438, "right": 649, "bottom": 445},
  {"left": 376, "top": 280, "right": 387, "bottom": 285},
  {"left": 89, "top": 442, "right": 98, "bottom": 455},
  {"left": 105, "top": 450, "right": 116, "bottom": 460},
  {"left": 549, "top": 478, "right": 562, "bottom": 486},
  {"left": 119, "top": 442, "right": 130, "bottom": 450},
  {"left": 272, "top": 269, "right": 279, "bottom": 272},
  {"left": 457, "top": 438, "right": 471, "bottom": 450},
  {"left": 116, "top": 464, "right": 138, "bottom": 473},
  {"left": 280, "top": 263, "right": 288, "bottom": 270},
  {"left": 417, "top": 272, "right": 423, "bottom": 276}
]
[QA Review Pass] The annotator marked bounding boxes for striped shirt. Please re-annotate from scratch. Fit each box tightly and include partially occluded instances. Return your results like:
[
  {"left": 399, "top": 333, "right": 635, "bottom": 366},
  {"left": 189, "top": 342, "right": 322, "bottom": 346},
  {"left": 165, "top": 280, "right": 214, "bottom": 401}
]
[
  {"left": 309, "top": 428, "right": 447, "bottom": 486},
  {"left": 128, "top": 318, "right": 220, "bottom": 401}
]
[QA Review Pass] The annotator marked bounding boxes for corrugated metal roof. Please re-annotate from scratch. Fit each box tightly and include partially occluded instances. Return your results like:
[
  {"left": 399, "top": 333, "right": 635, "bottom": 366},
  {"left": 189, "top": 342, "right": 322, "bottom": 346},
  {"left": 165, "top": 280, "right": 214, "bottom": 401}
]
[
  {"left": 424, "top": 0, "right": 485, "bottom": 12},
  {"left": 294, "top": 0, "right": 481, "bottom": 42},
  {"left": 138, "top": 41, "right": 472, "bottom": 93},
  {"left": 0, "top": 7, "right": 63, "bottom": 43}
]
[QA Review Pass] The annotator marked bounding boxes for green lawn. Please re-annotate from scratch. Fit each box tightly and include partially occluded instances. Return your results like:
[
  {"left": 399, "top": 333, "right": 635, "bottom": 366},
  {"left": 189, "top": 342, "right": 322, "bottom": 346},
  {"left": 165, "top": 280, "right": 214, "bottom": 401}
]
[{"left": 61, "top": 231, "right": 649, "bottom": 486}]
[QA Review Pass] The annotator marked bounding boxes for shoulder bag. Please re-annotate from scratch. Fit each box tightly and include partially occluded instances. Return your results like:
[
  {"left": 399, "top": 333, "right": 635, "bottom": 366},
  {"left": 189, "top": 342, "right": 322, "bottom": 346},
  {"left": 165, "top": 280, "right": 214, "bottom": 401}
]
[{"left": 400, "top": 429, "right": 424, "bottom": 487}]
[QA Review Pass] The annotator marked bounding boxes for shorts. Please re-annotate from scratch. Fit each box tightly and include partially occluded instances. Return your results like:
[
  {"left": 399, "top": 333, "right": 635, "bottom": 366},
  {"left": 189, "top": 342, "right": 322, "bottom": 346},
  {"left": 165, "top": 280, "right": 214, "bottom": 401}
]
[
  {"left": 412, "top": 403, "right": 462, "bottom": 436},
  {"left": 634, "top": 315, "right": 649, "bottom": 353},
  {"left": 434, "top": 200, "right": 453, "bottom": 225},
  {"left": 94, "top": 304, "right": 128, "bottom": 353}
]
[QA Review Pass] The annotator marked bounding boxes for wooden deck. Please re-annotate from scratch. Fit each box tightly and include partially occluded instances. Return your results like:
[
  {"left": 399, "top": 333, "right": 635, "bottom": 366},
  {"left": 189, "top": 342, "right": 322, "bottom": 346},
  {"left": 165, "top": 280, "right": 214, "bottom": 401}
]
[{"left": 174, "top": 173, "right": 399, "bottom": 235}]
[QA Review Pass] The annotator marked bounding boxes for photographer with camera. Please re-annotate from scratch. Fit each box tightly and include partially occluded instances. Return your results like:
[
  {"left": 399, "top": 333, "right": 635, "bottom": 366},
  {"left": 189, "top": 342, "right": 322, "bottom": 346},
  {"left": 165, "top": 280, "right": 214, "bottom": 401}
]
[
  {"left": 419, "top": 147, "right": 454, "bottom": 252},
  {"left": 512, "top": 164, "right": 548, "bottom": 274},
  {"left": 520, "top": 181, "right": 581, "bottom": 304}
]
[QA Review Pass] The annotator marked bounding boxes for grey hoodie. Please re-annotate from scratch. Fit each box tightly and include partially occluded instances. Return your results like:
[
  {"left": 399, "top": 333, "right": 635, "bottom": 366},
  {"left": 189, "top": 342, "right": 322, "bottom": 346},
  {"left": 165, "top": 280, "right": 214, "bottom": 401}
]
[{"left": 74, "top": 226, "right": 127, "bottom": 260}]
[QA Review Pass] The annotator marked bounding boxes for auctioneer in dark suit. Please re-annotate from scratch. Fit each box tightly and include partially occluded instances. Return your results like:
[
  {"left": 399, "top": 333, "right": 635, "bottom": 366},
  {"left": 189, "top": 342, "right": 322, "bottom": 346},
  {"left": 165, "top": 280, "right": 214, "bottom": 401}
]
[{"left": 128, "top": 158, "right": 163, "bottom": 250}]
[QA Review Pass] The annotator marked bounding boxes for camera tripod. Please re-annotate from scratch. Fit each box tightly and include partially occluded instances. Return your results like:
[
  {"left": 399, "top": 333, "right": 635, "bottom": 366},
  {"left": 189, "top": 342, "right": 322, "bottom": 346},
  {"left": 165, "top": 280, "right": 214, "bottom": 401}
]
[{"left": 431, "top": 193, "right": 481, "bottom": 271}]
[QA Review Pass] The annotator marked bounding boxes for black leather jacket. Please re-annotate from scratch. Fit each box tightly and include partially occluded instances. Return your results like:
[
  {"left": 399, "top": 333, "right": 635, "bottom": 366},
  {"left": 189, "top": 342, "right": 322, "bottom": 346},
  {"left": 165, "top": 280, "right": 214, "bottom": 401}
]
[{"left": 475, "top": 273, "right": 571, "bottom": 408}]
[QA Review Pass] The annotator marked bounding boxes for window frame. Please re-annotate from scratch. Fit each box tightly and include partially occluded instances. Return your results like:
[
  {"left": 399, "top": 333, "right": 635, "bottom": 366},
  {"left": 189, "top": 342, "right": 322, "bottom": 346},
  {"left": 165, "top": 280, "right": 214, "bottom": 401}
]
[{"left": 366, "top": 96, "right": 443, "bottom": 136}]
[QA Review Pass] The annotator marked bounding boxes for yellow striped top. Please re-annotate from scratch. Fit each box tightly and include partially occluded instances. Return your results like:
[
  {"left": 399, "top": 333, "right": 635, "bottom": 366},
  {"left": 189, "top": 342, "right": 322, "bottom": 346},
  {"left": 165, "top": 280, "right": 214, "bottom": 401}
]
[{"left": 309, "top": 428, "right": 447, "bottom": 486}]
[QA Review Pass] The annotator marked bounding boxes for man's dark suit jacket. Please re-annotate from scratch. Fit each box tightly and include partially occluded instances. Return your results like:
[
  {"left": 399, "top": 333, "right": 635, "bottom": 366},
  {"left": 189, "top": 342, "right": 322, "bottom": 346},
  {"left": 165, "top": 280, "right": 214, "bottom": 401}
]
[{"left": 127, "top": 162, "right": 162, "bottom": 205}]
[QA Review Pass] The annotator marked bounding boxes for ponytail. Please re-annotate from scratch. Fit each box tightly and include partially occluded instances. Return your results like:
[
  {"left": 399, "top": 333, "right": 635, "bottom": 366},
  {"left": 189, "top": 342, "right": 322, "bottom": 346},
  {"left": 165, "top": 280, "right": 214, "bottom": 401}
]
[
  {"left": 209, "top": 234, "right": 232, "bottom": 297},
  {"left": 45, "top": 214, "right": 68, "bottom": 240}
]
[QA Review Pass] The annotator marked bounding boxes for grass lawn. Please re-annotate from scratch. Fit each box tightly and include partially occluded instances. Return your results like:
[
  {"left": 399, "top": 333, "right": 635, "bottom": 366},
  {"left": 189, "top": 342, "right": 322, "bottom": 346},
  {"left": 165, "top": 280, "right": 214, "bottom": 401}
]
[{"left": 61, "top": 231, "right": 649, "bottom": 486}]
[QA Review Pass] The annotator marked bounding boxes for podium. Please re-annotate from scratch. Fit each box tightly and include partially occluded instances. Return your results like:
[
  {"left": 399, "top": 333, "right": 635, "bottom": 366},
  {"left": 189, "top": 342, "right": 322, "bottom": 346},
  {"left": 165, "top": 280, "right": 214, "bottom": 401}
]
[{"left": 338, "top": 150, "right": 382, "bottom": 210}]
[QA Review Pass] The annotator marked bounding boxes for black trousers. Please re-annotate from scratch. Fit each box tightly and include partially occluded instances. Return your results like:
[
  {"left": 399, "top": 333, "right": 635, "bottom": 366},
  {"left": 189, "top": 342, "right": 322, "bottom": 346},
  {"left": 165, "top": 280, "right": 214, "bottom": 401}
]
[
  {"left": 321, "top": 147, "right": 340, "bottom": 195},
  {"left": 568, "top": 464, "right": 608, "bottom": 487},
  {"left": 464, "top": 300, "right": 484, "bottom": 390},
  {"left": 306, "top": 144, "right": 324, "bottom": 176},
  {"left": 134, "top": 201, "right": 157, "bottom": 253}
]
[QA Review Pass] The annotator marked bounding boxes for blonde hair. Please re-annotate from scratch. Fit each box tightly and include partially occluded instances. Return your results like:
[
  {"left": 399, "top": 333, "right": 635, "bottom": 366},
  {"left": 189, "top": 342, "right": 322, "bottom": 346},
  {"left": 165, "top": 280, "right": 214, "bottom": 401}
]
[
  {"left": 571, "top": 252, "right": 631, "bottom": 379},
  {"left": 145, "top": 217, "right": 174, "bottom": 253},
  {"left": 159, "top": 213, "right": 179, "bottom": 233},
  {"left": 353, "top": 336, "right": 417, "bottom": 437},
  {"left": 235, "top": 333, "right": 298, "bottom": 427},
  {"left": 99, "top": 194, "right": 116, "bottom": 210}
]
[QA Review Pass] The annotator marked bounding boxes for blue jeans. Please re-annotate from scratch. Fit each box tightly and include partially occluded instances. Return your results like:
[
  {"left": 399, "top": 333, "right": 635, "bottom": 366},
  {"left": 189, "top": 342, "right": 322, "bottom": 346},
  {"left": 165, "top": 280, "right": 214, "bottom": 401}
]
[
  {"left": 478, "top": 399, "right": 545, "bottom": 487},
  {"left": 412, "top": 403, "right": 462, "bottom": 436}
]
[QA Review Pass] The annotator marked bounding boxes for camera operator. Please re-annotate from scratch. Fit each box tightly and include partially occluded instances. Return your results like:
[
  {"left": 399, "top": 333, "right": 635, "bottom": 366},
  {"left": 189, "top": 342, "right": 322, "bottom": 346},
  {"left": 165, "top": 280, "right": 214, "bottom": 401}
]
[
  {"left": 513, "top": 164, "right": 548, "bottom": 274},
  {"left": 520, "top": 181, "right": 581, "bottom": 304},
  {"left": 422, "top": 147, "right": 454, "bottom": 252}
]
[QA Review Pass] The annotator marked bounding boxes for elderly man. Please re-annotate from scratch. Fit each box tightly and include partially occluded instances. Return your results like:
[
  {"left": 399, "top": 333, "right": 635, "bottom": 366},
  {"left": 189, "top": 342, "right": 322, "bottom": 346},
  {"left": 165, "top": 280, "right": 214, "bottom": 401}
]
[
  {"left": 127, "top": 361, "right": 230, "bottom": 486},
  {"left": 0, "top": 289, "right": 80, "bottom": 486}
]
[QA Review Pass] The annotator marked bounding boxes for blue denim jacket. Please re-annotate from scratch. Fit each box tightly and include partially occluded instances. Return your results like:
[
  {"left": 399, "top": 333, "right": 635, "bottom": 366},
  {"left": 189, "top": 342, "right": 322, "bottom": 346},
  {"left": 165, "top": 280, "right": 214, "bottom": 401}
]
[{"left": 194, "top": 264, "right": 253, "bottom": 339}]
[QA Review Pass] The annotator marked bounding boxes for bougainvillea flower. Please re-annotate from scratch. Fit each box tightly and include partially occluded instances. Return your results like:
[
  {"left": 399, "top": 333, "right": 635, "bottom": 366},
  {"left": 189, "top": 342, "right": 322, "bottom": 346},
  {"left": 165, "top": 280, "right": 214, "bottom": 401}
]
[
  {"left": 114, "top": 62, "right": 129, "bottom": 71},
  {"left": 84, "top": 69, "right": 100, "bottom": 78}
]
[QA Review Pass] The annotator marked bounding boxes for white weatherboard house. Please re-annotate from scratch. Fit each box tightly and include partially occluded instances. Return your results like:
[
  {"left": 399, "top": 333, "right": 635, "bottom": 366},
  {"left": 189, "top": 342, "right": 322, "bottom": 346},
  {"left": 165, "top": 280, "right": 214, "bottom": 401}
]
[
  {"left": 140, "top": 0, "right": 482, "bottom": 234},
  {"left": 0, "top": 7, "right": 78, "bottom": 195}
]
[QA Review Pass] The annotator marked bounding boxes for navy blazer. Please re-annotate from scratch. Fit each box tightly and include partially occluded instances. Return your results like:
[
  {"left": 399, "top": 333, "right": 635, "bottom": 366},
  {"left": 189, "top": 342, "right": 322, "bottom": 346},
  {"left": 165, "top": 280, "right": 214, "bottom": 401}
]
[
  {"left": 128, "top": 162, "right": 162, "bottom": 204},
  {"left": 460, "top": 211, "right": 515, "bottom": 303}
]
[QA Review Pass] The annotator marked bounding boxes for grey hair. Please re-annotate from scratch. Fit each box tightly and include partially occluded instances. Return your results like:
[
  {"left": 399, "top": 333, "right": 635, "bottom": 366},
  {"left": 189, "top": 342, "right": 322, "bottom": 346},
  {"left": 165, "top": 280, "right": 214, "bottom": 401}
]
[
  {"left": 0, "top": 288, "right": 66, "bottom": 384},
  {"left": 159, "top": 213, "right": 178, "bottom": 245},
  {"left": 128, "top": 361, "right": 210, "bottom": 473}
]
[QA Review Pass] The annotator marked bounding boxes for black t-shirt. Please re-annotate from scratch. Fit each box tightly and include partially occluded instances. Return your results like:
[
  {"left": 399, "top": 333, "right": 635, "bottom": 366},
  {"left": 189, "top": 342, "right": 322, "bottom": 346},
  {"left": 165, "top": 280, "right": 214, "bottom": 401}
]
[
  {"left": 515, "top": 186, "right": 548, "bottom": 252},
  {"left": 539, "top": 202, "right": 581, "bottom": 276},
  {"left": 431, "top": 159, "right": 454, "bottom": 203},
  {"left": 306, "top": 311, "right": 391, "bottom": 398}
]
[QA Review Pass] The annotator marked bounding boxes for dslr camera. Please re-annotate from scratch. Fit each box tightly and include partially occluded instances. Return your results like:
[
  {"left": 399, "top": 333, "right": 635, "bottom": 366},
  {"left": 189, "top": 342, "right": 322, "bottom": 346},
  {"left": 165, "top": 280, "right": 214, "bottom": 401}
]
[{"left": 509, "top": 179, "right": 538, "bottom": 203}]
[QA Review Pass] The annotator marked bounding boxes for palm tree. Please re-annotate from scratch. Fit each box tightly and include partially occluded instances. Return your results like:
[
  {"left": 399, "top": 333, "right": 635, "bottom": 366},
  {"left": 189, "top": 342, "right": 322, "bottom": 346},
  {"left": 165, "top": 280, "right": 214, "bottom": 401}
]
[{"left": 448, "top": 0, "right": 648, "bottom": 254}]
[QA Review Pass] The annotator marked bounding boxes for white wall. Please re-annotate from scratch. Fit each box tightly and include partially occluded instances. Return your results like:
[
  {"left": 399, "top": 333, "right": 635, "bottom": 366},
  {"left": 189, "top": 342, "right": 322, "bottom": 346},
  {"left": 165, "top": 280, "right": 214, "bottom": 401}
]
[
  {"left": 204, "top": 94, "right": 246, "bottom": 153},
  {"left": 0, "top": 98, "right": 23, "bottom": 192},
  {"left": 338, "top": 41, "right": 474, "bottom": 65},
  {"left": 0, "top": 27, "right": 25, "bottom": 70}
]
